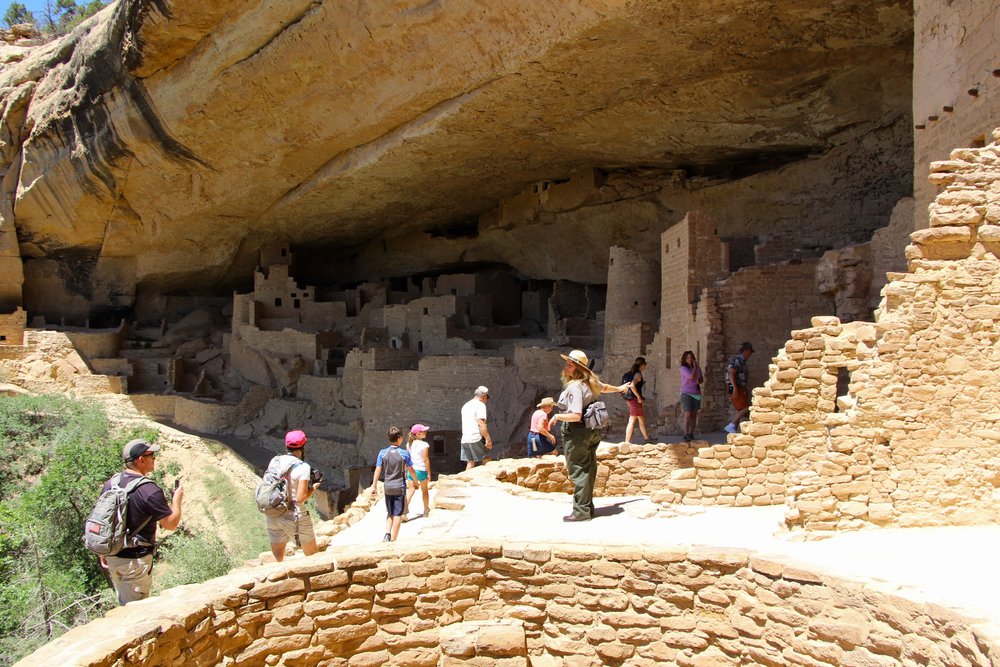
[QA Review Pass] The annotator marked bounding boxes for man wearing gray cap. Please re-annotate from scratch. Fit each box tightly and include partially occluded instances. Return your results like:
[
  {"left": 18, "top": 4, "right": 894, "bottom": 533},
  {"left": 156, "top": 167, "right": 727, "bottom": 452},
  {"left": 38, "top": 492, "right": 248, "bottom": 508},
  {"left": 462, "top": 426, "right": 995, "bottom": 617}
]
[
  {"left": 460, "top": 386, "right": 493, "bottom": 470},
  {"left": 99, "top": 438, "right": 183, "bottom": 604}
]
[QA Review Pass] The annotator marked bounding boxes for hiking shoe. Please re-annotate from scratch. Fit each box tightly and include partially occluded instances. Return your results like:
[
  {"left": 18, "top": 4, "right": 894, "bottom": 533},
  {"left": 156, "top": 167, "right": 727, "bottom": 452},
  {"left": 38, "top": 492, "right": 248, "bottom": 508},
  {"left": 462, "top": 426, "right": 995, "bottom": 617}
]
[
  {"left": 382, "top": 533, "right": 391, "bottom": 542},
  {"left": 684, "top": 433, "right": 693, "bottom": 442},
  {"left": 423, "top": 510, "right": 430, "bottom": 518},
  {"left": 724, "top": 423, "right": 738, "bottom": 434}
]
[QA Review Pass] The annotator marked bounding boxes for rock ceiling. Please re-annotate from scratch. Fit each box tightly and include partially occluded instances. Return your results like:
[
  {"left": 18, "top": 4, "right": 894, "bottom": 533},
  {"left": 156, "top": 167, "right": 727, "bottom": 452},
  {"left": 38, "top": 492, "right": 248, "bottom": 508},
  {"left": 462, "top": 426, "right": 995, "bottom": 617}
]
[{"left": 0, "top": 0, "right": 912, "bottom": 296}]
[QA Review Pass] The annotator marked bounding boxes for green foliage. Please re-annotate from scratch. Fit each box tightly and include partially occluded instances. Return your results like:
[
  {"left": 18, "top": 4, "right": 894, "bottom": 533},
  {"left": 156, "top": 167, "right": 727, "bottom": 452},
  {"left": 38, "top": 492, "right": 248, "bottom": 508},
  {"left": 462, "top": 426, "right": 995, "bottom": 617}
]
[
  {"left": 0, "top": 396, "right": 252, "bottom": 664},
  {"left": 201, "top": 469, "right": 270, "bottom": 562},
  {"left": 34, "top": 0, "right": 108, "bottom": 36},
  {"left": 0, "top": 395, "right": 112, "bottom": 502},
  {"left": 154, "top": 530, "right": 234, "bottom": 590},
  {"left": 2, "top": 2, "right": 31, "bottom": 28},
  {"left": 0, "top": 395, "right": 120, "bottom": 666}
]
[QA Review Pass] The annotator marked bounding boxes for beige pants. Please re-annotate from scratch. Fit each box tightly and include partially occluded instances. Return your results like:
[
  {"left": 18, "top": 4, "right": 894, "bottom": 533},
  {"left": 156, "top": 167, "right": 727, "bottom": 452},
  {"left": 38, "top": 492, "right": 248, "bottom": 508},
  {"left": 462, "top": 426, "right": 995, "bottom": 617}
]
[{"left": 106, "top": 553, "right": 154, "bottom": 605}]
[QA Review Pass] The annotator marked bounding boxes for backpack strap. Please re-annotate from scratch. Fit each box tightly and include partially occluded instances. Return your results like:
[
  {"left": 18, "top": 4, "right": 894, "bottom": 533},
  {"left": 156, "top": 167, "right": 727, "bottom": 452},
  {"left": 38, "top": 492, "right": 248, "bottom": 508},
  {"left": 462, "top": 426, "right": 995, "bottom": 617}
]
[{"left": 118, "top": 474, "right": 156, "bottom": 548}]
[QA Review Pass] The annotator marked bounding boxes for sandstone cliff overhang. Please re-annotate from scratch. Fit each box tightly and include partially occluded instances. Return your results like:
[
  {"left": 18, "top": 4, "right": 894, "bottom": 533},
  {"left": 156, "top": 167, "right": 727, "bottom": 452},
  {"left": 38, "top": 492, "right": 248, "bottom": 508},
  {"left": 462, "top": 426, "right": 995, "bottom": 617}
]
[{"left": 0, "top": 0, "right": 912, "bottom": 298}]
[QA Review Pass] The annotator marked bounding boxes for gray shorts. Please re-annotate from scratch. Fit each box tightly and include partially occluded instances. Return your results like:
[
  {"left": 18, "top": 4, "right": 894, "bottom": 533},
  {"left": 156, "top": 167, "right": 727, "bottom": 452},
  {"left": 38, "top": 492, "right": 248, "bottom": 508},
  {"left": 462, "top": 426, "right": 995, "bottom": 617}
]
[
  {"left": 460, "top": 439, "right": 487, "bottom": 462},
  {"left": 266, "top": 509, "right": 316, "bottom": 546},
  {"left": 680, "top": 393, "right": 701, "bottom": 412}
]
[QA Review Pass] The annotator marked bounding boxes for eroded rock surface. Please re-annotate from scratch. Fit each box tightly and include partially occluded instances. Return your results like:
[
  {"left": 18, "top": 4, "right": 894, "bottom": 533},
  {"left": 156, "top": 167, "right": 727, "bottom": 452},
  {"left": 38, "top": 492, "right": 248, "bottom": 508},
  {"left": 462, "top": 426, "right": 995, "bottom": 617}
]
[{"left": 0, "top": 0, "right": 912, "bottom": 320}]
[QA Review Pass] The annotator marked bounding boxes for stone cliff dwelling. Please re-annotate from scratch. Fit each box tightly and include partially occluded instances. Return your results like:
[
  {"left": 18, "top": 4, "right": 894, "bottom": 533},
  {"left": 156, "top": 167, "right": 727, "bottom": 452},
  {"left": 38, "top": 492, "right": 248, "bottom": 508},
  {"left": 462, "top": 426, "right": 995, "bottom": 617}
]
[{"left": 5, "top": 0, "right": 1000, "bottom": 665}]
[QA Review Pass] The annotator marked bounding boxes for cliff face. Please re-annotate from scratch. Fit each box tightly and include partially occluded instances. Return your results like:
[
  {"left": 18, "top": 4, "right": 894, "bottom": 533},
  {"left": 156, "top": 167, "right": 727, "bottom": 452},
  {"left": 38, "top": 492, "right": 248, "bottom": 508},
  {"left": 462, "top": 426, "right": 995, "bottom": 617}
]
[{"left": 0, "top": 0, "right": 912, "bottom": 322}]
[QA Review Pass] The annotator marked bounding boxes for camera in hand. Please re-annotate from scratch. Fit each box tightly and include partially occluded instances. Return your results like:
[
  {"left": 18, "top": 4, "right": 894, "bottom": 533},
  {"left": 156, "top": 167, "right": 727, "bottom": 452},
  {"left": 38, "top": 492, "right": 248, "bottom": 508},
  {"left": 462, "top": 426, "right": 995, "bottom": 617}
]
[{"left": 309, "top": 468, "right": 324, "bottom": 486}]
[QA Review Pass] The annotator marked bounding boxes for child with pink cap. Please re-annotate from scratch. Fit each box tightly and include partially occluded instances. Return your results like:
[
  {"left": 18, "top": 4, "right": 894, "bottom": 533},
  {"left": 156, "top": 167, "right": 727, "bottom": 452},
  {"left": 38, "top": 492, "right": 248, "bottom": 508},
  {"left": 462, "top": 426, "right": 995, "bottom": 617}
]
[{"left": 405, "top": 424, "right": 432, "bottom": 518}]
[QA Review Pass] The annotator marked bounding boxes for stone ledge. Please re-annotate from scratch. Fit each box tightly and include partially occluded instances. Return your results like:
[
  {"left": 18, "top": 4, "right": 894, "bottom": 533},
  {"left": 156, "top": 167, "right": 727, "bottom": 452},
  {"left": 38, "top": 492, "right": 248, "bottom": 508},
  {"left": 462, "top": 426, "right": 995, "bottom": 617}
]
[{"left": 16, "top": 540, "right": 1000, "bottom": 667}]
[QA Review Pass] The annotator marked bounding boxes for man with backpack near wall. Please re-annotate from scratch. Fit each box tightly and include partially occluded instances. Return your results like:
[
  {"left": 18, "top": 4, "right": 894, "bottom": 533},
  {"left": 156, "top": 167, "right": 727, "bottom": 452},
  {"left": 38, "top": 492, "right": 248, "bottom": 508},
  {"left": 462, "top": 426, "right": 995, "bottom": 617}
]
[
  {"left": 261, "top": 429, "right": 321, "bottom": 562},
  {"left": 88, "top": 439, "right": 183, "bottom": 605}
]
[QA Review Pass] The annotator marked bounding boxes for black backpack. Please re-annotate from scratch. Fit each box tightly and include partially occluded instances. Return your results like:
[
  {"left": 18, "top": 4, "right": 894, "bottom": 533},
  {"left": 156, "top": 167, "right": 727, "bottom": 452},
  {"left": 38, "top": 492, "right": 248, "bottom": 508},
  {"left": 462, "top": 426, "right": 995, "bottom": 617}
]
[{"left": 621, "top": 371, "right": 636, "bottom": 400}]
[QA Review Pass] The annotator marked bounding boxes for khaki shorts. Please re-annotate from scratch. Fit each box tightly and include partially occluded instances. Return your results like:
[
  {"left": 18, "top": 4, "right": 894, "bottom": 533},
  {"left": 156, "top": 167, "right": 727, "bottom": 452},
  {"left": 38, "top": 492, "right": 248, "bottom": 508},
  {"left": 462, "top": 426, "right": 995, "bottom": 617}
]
[
  {"left": 266, "top": 509, "right": 316, "bottom": 546},
  {"left": 106, "top": 553, "right": 154, "bottom": 605}
]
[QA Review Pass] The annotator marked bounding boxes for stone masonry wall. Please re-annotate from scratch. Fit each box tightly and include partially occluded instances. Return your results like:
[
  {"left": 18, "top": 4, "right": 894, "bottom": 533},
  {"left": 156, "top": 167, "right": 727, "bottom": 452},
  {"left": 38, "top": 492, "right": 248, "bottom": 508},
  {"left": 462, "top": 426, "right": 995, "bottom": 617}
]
[
  {"left": 0, "top": 306, "right": 26, "bottom": 345},
  {"left": 0, "top": 330, "right": 125, "bottom": 395},
  {"left": 18, "top": 540, "right": 1000, "bottom": 667},
  {"left": 359, "top": 355, "right": 537, "bottom": 459},
  {"left": 664, "top": 129, "right": 1000, "bottom": 532},
  {"left": 913, "top": 1, "right": 1000, "bottom": 231},
  {"left": 692, "top": 260, "right": 833, "bottom": 432},
  {"left": 487, "top": 442, "right": 695, "bottom": 497}
]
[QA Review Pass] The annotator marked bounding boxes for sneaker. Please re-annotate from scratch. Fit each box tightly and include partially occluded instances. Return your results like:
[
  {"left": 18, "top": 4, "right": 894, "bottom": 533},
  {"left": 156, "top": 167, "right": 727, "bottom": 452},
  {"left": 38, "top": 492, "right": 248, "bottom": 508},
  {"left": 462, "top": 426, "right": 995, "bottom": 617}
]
[
  {"left": 423, "top": 510, "right": 430, "bottom": 518},
  {"left": 382, "top": 533, "right": 391, "bottom": 542},
  {"left": 724, "top": 423, "right": 737, "bottom": 434},
  {"left": 683, "top": 433, "right": 693, "bottom": 442}
]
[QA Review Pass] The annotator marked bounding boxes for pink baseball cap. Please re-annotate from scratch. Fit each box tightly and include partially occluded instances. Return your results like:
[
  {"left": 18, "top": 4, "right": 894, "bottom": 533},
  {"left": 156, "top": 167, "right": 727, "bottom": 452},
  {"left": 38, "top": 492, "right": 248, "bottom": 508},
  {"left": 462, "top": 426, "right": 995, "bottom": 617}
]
[
  {"left": 410, "top": 424, "right": 430, "bottom": 435},
  {"left": 285, "top": 430, "right": 307, "bottom": 448}
]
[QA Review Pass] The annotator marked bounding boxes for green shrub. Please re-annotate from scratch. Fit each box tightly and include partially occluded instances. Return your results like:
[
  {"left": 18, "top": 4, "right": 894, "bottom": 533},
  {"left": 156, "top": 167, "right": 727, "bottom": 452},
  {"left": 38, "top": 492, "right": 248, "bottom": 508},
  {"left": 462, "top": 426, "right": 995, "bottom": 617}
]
[
  {"left": 202, "top": 469, "right": 271, "bottom": 561},
  {"left": 155, "top": 530, "right": 235, "bottom": 590}
]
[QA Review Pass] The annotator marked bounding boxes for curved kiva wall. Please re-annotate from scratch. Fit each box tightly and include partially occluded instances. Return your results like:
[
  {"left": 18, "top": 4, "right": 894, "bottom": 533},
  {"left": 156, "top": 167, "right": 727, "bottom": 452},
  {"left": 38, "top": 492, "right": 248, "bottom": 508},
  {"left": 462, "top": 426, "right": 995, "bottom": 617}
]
[
  {"left": 16, "top": 540, "right": 1000, "bottom": 667},
  {"left": 659, "top": 128, "right": 1000, "bottom": 533},
  {"left": 488, "top": 442, "right": 695, "bottom": 498}
]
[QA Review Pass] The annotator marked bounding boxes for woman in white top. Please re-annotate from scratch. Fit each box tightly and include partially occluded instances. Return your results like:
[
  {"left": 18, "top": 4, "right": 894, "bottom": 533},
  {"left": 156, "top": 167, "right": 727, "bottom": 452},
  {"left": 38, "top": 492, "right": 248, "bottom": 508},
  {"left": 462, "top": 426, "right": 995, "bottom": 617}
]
[
  {"left": 548, "top": 350, "right": 629, "bottom": 522},
  {"left": 405, "top": 423, "right": 432, "bottom": 518}
]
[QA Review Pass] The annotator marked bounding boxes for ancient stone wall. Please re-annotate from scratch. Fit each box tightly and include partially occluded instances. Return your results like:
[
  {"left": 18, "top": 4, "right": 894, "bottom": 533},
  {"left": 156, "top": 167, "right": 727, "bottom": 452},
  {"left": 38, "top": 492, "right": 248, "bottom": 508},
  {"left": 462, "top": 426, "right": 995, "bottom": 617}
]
[
  {"left": 913, "top": 1, "right": 1000, "bottom": 231},
  {"left": 18, "top": 540, "right": 999, "bottom": 667},
  {"left": 647, "top": 212, "right": 727, "bottom": 430},
  {"left": 0, "top": 330, "right": 125, "bottom": 395},
  {"left": 490, "top": 442, "right": 694, "bottom": 497},
  {"left": 604, "top": 245, "right": 659, "bottom": 357},
  {"left": 63, "top": 327, "right": 124, "bottom": 360},
  {"left": 358, "top": 355, "right": 533, "bottom": 460},
  {"left": 0, "top": 306, "right": 25, "bottom": 345},
  {"left": 816, "top": 197, "right": 918, "bottom": 324},
  {"left": 661, "top": 130, "right": 1000, "bottom": 530},
  {"left": 511, "top": 346, "right": 563, "bottom": 388},
  {"left": 870, "top": 198, "right": 915, "bottom": 311}
]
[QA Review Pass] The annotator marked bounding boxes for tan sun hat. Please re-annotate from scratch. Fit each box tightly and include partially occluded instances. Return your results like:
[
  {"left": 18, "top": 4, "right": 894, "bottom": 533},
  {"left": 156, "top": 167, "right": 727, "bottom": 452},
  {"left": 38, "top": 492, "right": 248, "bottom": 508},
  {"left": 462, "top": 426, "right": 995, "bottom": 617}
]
[
  {"left": 537, "top": 397, "right": 557, "bottom": 408},
  {"left": 560, "top": 349, "right": 594, "bottom": 374}
]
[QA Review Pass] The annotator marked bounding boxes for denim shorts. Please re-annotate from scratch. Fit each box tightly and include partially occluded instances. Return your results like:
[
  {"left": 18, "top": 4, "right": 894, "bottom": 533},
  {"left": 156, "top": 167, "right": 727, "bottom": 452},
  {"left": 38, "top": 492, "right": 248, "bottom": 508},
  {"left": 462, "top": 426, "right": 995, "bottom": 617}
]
[
  {"left": 527, "top": 432, "right": 556, "bottom": 457},
  {"left": 385, "top": 494, "right": 405, "bottom": 516}
]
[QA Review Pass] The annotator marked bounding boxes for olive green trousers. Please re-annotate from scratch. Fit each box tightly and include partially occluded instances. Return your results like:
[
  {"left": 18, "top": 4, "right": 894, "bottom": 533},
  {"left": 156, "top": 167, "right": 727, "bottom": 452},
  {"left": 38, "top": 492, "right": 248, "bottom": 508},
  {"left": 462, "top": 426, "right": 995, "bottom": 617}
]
[{"left": 561, "top": 422, "right": 602, "bottom": 518}]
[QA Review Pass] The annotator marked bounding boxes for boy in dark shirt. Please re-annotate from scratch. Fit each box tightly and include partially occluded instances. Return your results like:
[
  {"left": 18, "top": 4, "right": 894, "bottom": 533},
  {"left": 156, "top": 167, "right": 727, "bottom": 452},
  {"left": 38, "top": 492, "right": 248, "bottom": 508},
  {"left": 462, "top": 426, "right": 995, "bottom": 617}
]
[{"left": 369, "top": 426, "right": 416, "bottom": 542}]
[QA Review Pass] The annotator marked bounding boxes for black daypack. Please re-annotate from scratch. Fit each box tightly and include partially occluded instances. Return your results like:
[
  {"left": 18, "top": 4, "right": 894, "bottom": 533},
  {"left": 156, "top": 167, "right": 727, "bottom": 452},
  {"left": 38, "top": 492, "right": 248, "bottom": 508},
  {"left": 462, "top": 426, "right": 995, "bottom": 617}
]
[
  {"left": 621, "top": 371, "right": 636, "bottom": 400},
  {"left": 83, "top": 474, "right": 154, "bottom": 556}
]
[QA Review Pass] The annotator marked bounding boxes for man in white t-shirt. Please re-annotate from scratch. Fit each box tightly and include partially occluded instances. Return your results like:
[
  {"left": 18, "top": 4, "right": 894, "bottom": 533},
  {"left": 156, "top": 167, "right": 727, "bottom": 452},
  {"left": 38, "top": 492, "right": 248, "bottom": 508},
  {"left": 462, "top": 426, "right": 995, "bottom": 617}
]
[
  {"left": 265, "top": 430, "right": 321, "bottom": 562},
  {"left": 460, "top": 385, "right": 492, "bottom": 470}
]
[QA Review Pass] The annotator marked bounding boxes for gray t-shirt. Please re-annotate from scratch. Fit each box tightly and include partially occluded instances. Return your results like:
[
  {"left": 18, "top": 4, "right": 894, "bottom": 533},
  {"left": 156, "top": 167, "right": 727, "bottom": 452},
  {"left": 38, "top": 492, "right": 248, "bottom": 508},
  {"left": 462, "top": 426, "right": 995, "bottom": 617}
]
[{"left": 376, "top": 445, "right": 413, "bottom": 495}]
